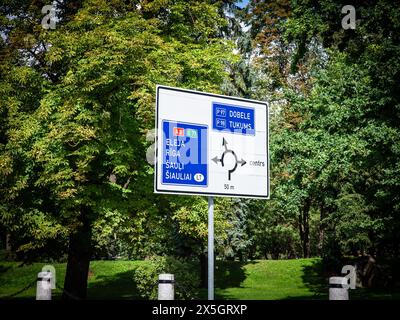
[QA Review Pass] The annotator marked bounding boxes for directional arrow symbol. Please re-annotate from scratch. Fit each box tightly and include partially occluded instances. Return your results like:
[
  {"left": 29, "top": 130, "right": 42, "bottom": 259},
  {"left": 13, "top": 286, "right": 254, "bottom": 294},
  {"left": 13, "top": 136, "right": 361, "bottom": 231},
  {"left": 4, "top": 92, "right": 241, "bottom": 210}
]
[
  {"left": 222, "top": 137, "right": 228, "bottom": 151},
  {"left": 212, "top": 156, "right": 221, "bottom": 164},
  {"left": 213, "top": 138, "right": 246, "bottom": 180}
]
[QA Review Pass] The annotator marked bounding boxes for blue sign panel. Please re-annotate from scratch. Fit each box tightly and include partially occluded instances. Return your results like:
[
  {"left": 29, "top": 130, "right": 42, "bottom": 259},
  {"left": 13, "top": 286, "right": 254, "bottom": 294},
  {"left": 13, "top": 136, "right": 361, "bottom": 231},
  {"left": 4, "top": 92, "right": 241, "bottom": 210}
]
[
  {"left": 212, "top": 103, "right": 255, "bottom": 135},
  {"left": 162, "top": 120, "right": 208, "bottom": 187}
]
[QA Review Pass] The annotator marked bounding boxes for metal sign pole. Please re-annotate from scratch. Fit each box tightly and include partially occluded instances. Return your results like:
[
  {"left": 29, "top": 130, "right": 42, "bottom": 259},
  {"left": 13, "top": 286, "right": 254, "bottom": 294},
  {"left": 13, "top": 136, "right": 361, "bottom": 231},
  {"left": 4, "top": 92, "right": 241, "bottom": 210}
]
[{"left": 208, "top": 196, "right": 214, "bottom": 300}]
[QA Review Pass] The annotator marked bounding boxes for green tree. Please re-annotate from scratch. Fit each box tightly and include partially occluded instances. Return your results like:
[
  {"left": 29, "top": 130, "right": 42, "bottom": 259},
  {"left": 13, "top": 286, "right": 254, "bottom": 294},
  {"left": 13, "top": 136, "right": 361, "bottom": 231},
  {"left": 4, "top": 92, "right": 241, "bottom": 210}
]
[
  {"left": 0, "top": 0, "right": 235, "bottom": 298},
  {"left": 281, "top": 0, "right": 400, "bottom": 259},
  {"left": 242, "top": 0, "right": 400, "bottom": 263}
]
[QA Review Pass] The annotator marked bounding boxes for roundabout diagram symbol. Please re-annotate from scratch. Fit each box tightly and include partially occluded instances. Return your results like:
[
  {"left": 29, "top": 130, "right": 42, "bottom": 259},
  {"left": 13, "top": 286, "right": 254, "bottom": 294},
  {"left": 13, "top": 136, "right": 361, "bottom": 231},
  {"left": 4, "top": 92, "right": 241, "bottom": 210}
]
[{"left": 212, "top": 137, "right": 246, "bottom": 180}]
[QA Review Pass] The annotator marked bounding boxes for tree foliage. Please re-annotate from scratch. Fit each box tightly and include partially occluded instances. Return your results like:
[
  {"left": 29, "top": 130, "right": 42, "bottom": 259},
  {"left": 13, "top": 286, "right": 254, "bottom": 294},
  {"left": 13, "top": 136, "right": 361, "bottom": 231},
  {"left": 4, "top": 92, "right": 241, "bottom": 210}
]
[
  {"left": 1, "top": 0, "right": 399, "bottom": 296},
  {"left": 0, "top": 0, "right": 236, "bottom": 297}
]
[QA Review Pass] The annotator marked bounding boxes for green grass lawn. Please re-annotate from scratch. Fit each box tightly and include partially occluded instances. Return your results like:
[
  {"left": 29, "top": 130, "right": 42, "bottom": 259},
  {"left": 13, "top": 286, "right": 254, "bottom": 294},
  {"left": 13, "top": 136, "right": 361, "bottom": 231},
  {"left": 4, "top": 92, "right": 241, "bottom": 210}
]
[
  {"left": 0, "top": 259, "right": 398, "bottom": 300},
  {"left": 213, "top": 258, "right": 326, "bottom": 300}
]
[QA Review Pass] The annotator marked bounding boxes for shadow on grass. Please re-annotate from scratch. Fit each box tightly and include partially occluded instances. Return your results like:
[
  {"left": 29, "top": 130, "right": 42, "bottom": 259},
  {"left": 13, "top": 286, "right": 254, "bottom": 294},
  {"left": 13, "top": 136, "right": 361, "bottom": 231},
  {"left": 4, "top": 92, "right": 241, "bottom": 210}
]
[
  {"left": 282, "top": 259, "right": 328, "bottom": 300},
  {"left": 349, "top": 288, "right": 400, "bottom": 300},
  {"left": 87, "top": 259, "right": 400, "bottom": 301},
  {"left": 86, "top": 269, "right": 142, "bottom": 300},
  {"left": 86, "top": 260, "right": 251, "bottom": 300},
  {"left": 213, "top": 260, "right": 256, "bottom": 300},
  {"left": 0, "top": 264, "right": 11, "bottom": 275},
  {"left": 284, "top": 259, "right": 400, "bottom": 300},
  {"left": 215, "top": 260, "right": 249, "bottom": 289},
  {"left": 301, "top": 259, "right": 327, "bottom": 298}
]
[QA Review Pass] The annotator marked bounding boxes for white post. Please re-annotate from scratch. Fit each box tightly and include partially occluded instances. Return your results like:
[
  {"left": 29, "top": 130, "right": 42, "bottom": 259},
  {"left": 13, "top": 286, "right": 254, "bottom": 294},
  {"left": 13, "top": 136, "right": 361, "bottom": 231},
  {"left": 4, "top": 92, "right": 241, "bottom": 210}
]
[
  {"left": 36, "top": 271, "right": 52, "bottom": 300},
  {"left": 329, "top": 276, "right": 349, "bottom": 300},
  {"left": 158, "top": 273, "right": 174, "bottom": 300},
  {"left": 208, "top": 196, "right": 214, "bottom": 300}
]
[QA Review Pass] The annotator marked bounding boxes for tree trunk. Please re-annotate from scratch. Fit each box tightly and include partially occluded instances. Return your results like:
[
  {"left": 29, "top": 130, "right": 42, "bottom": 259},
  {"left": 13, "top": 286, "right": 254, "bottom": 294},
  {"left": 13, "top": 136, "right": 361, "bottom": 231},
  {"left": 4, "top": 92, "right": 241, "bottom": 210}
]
[
  {"left": 317, "top": 203, "right": 325, "bottom": 256},
  {"left": 299, "top": 198, "right": 311, "bottom": 258},
  {"left": 298, "top": 211, "right": 304, "bottom": 256},
  {"left": 303, "top": 200, "right": 311, "bottom": 258},
  {"left": 5, "top": 233, "right": 11, "bottom": 251},
  {"left": 63, "top": 211, "right": 92, "bottom": 300}
]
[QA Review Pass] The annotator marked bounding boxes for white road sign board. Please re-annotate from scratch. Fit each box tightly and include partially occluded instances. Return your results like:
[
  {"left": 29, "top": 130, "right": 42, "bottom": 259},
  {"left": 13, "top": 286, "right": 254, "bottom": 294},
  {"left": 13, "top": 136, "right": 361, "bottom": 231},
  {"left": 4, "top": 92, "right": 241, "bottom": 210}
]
[{"left": 154, "top": 85, "right": 269, "bottom": 199}]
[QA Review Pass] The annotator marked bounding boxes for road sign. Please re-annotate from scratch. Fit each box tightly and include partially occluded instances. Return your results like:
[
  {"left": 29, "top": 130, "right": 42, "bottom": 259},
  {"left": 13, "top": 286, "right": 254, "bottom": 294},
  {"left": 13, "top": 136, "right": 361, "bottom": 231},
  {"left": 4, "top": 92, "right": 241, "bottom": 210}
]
[
  {"left": 162, "top": 120, "right": 208, "bottom": 187},
  {"left": 212, "top": 102, "right": 255, "bottom": 135},
  {"left": 155, "top": 85, "right": 269, "bottom": 199}
]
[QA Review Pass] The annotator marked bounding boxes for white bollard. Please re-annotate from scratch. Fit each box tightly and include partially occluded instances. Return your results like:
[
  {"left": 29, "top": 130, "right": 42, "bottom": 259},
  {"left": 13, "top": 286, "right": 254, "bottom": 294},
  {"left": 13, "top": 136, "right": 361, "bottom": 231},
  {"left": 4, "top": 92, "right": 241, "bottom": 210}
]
[
  {"left": 158, "top": 273, "right": 174, "bottom": 300},
  {"left": 36, "top": 271, "right": 52, "bottom": 300},
  {"left": 329, "top": 276, "right": 349, "bottom": 300}
]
